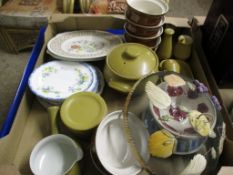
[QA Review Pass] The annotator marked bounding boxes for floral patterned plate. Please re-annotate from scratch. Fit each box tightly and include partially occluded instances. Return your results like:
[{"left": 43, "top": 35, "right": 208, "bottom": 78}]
[
  {"left": 28, "top": 61, "right": 97, "bottom": 101},
  {"left": 47, "top": 30, "right": 123, "bottom": 61}
]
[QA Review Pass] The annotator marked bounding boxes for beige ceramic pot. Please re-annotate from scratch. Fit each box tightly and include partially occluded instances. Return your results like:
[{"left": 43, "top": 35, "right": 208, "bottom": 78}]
[{"left": 104, "top": 43, "right": 159, "bottom": 93}]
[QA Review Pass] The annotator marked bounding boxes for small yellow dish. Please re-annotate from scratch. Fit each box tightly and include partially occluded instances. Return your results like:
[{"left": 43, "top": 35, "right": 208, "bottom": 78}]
[{"left": 60, "top": 92, "right": 107, "bottom": 132}]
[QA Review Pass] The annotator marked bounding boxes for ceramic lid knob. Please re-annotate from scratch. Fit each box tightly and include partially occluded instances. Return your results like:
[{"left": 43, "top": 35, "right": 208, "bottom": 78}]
[
  {"left": 178, "top": 35, "right": 193, "bottom": 45},
  {"left": 123, "top": 46, "right": 141, "bottom": 59},
  {"left": 179, "top": 35, "right": 186, "bottom": 44}
]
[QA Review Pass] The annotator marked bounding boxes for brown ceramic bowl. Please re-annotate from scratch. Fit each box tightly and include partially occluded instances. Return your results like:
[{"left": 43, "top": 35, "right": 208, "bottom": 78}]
[
  {"left": 151, "top": 36, "right": 161, "bottom": 51},
  {"left": 124, "top": 17, "right": 164, "bottom": 37},
  {"left": 124, "top": 27, "right": 163, "bottom": 48},
  {"left": 126, "top": 0, "right": 169, "bottom": 26}
]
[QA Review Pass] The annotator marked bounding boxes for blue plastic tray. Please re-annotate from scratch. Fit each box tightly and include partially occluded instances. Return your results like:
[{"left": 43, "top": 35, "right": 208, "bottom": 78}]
[
  {"left": 0, "top": 28, "right": 124, "bottom": 138},
  {"left": 0, "top": 27, "right": 46, "bottom": 138}
]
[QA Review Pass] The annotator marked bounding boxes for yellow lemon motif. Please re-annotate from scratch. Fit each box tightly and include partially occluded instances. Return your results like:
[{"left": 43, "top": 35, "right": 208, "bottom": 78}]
[
  {"left": 148, "top": 130, "right": 176, "bottom": 158},
  {"left": 188, "top": 110, "right": 211, "bottom": 137}
]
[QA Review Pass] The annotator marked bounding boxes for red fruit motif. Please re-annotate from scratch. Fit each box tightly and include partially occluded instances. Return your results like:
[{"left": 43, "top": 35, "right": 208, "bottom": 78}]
[
  {"left": 187, "top": 89, "right": 199, "bottom": 99},
  {"left": 167, "top": 86, "right": 183, "bottom": 97},
  {"left": 169, "top": 106, "right": 187, "bottom": 121},
  {"left": 197, "top": 103, "right": 209, "bottom": 113}
]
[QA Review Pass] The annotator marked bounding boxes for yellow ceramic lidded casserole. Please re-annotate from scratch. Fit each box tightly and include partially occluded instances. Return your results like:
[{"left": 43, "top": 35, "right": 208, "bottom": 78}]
[{"left": 104, "top": 43, "right": 159, "bottom": 93}]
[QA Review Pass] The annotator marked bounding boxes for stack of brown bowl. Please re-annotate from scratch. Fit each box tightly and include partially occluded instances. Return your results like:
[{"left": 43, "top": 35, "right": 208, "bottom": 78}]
[{"left": 124, "top": 0, "right": 169, "bottom": 50}]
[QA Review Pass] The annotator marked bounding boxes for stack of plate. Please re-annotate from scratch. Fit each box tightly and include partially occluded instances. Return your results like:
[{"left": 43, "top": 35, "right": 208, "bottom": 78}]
[
  {"left": 47, "top": 30, "right": 123, "bottom": 62},
  {"left": 29, "top": 30, "right": 122, "bottom": 107},
  {"left": 28, "top": 60, "right": 105, "bottom": 106}
]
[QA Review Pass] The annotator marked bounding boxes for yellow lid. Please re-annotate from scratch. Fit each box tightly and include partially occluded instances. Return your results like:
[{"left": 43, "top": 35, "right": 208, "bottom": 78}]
[
  {"left": 60, "top": 92, "right": 107, "bottom": 131},
  {"left": 107, "top": 43, "right": 159, "bottom": 80}
]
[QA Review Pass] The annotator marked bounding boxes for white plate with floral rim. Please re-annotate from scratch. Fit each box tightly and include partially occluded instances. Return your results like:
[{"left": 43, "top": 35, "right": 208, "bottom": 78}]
[
  {"left": 149, "top": 82, "right": 217, "bottom": 139},
  {"left": 28, "top": 60, "right": 97, "bottom": 101},
  {"left": 47, "top": 30, "right": 123, "bottom": 61},
  {"left": 83, "top": 66, "right": 104, "bottom": 94}
]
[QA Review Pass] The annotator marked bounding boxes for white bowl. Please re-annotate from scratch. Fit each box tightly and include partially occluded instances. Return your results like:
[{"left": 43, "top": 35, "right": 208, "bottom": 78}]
[
  {"left": 95, "top": 110, "right": 150, "bottom": 175},
  {"left": 30, "top": 134, "right": 83, "bottom": 175}
]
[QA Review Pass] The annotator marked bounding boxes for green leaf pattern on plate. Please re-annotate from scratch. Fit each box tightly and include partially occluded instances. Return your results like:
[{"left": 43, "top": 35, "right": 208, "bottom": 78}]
[
  {"left": 161, "top": 114, "right": 174, "bottom": 122},
  {"left": 41, "top": 86, "right": 61, "bottom": 98},
  {"left": 39, "top": 65, "right": 91, "bottom": 97},
  {"left": 41, "top": 66, "right": 58, "bottom": 78},
  {"left": 68, "top": 68, "right": 90, "bottom": 93}
]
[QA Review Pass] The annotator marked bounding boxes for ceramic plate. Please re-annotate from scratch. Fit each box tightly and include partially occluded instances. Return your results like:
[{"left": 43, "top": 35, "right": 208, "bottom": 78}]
[
  {"left": 95, "top": 110, "right": 150, "bottom": 175},
  {"left": 29, "top": 61, "right": 96, "bottom": 101},
  {"left": 60, "top": 92, "right": 107, "bottom": 131},
  {"left": 85, "top": 65, "right": 98, "bottom": 93},
  {"left": 47, "top": 30, "right": 123, "bottom": 61},
  {"left": 93, "top": 67, "right": 105, "bottom": 94},
  {"left": 149, "top": 82, "right": 216, "bottom": 138}
]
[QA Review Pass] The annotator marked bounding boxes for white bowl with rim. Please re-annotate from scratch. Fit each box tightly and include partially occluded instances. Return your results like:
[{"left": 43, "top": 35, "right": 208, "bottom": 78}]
[{"left": 95, "top": 110, "right": 150, "bottom": 175}]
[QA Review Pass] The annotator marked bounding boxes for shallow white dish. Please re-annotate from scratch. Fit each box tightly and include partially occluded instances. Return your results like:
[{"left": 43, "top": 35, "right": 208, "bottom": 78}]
[
  {"left": 95, "top": 110, "right": 150, "bottom": 175},
  {"left": 29, "top": 60, "right": 97, "bottom": 102},
  {"left": 47, "top": 30, "right": 123, "bottom": 61}
]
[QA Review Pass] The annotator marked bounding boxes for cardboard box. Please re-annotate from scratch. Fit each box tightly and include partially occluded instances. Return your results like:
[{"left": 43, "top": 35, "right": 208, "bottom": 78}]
[
  {"left": 217, "top": 166, "right": 233, "bottom": 175},
  {"left": 0, "top": 0, "right": 57, "bottom": 53},
  {"left": 202, "top": 0, "right": 233, "bottom": 87},
  {"left": 0, "top": 14, "right": 231, "bottom": 175},
  {"left": 88, "top": 0, "right": 126, "bottom": 14},
  {"left": 0, "top": 0, "right": 57, "bottom": 28},
  {"left": 191, "top": 17, "right": 233, "bottom": 166}
]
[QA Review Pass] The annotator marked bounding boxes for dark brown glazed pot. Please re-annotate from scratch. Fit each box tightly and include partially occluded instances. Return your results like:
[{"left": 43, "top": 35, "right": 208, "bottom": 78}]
[
  {"left": 126, "top": 0, "right": 169, "bottom": 26},
  {"left": 124, "top": 17, "right": 164, "bottom": 37},
  {"left": 124, "top": 27, "right": 162, "bottom": 48}
]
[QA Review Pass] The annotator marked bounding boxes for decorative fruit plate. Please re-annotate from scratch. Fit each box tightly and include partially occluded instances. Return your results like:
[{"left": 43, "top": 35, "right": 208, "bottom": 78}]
[
  {"left": 149, "top": 81, "right": 217, "bottom": 138},
  {"left": 123, "top": 72, "right": 224, "bottom": 175}
]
